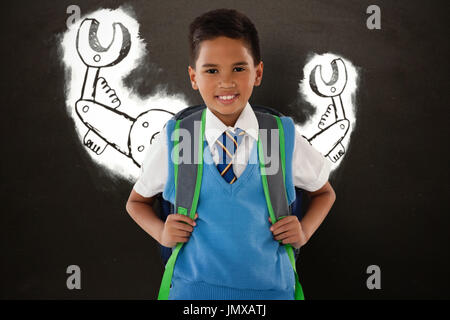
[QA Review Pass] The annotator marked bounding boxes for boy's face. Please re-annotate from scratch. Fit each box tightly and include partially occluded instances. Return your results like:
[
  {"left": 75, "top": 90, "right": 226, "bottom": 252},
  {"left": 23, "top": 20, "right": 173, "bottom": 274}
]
[{"left": 188, "top": 36, "right": 263, "bottom": 127}]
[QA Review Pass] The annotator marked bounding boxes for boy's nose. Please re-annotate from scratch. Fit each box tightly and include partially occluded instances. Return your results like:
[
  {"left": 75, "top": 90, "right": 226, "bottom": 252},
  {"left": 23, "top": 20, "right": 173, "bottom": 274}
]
[
  {"left": 219, "top": 80, "right": 236, "bottom": 88},
  {"left": 218, "top": 71, "right": 236, "bottom": 87}
]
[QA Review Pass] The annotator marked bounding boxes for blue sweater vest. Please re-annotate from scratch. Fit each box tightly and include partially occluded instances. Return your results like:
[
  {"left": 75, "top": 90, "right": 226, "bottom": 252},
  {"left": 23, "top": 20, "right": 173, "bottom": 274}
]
[{"left": 162, "top": 115, "right": 297, "bottom": 300}]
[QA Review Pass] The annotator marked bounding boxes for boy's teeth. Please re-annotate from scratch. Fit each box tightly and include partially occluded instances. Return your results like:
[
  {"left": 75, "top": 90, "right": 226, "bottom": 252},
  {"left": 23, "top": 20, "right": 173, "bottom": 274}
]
[{"left": 218, "top": 95, "right": 236, "bottom": 100}]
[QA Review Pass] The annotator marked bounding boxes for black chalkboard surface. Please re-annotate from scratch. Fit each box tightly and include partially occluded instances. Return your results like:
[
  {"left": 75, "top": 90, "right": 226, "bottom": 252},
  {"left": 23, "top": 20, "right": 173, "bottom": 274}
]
[{"left": 2, "top": 0, "right": 449, "bottom": 300}]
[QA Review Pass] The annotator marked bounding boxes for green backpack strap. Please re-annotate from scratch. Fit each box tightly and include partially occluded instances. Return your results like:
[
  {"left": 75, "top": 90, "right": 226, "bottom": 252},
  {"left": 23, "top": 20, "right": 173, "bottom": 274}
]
[
  {"left": 157, "top": 108, "right": 206, "bottom": 300},
  {"left": 254, "top": 112, "right": 290, "bottom": 222},
  {"left": 256, "top": 113, "right": 305, "bottom": 300}
]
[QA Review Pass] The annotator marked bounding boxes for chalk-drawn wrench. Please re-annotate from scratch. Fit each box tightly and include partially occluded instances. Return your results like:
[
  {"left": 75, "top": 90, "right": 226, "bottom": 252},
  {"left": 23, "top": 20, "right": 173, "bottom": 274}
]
[
  {"left": 75, "top": 18, "right": 131, "bottom": 154},
  {"left": 308, "top": 58, "right": 349, "bottom": 162}
]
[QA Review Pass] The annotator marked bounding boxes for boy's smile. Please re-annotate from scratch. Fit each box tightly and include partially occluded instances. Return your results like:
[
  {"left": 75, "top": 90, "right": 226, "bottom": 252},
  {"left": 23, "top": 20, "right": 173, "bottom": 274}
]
[{"left": 188, "top": 36, "right": 263, "bottom": 127}]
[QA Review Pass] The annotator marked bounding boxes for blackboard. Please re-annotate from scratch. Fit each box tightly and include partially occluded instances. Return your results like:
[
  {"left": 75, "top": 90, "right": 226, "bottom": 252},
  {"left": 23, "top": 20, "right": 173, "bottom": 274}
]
[{"left": 2, "top": 0, "right": 449, "bottom": 300}]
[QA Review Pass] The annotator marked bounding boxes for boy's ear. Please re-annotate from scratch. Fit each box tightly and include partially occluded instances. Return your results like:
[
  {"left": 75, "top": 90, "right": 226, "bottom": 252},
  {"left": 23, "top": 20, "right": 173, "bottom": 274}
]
[
  {"left": 188, "top": 65, "right": 199, "bottom": 90},
  {"left": 254, "top": 61, "right": 264, "bottom": 87}
]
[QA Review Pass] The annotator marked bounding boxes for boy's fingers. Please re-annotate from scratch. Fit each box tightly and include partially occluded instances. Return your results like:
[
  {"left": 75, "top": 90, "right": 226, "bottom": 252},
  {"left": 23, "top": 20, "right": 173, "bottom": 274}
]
[
  {"left": 172, "top": 229, "right": 192, "bottom": 238},
  {"left": 173, "top": 222, "right": 194, "bottom": 233},
  {"left": 274, "top": 230, "right": 296, "bottom": 241},
  {"left": 173, "top": 213, "right": 197, "bottom": 226},
  {"left": 272, "top": 224, "right": 292, "bottom": 236},
  {"left": 270, "top": 216, "right": 296, "bottom": 231},
  {"left": 272, "top": 228, "right": 291, "bottom": 236},
  {"left": 174, "top": 236, "right": 189, "bottom": 243},
  {"left": 281, "top": 236, "right": 299, "bottom": 245}
]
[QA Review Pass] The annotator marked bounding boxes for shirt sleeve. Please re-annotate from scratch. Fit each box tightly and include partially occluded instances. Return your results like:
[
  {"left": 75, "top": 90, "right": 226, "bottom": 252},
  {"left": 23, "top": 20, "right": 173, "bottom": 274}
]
[
  {"left": 133, "top": 125, "right": 168, "bottom": 197},
  {"left": 292, "top": 128, "right": 332, "bottom": 192}
]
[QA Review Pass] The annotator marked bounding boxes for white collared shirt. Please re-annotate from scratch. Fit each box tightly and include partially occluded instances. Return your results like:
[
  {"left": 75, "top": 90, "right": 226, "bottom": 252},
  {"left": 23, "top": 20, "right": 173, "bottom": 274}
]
[
  {"left": 204, "top": 102, "right": 259, "bottom": 177},
  {"left": 134, "top": 102, "right": 331, "bottom": 197}
]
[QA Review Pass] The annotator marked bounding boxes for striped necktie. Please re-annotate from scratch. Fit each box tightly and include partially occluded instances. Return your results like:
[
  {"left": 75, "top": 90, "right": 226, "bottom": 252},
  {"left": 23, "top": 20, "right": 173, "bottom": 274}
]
[{"left": 216, "top": 128, "right": 245, "bottom": 184}]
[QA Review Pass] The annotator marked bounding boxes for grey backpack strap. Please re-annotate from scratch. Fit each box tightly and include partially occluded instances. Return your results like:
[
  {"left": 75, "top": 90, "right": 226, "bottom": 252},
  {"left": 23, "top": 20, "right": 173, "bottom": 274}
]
[
  {"left": 174, "top": 108, "right": 205, "bottom": 215},
  {"left": 158, "top": 108, "right": 205, "bottom": 300},
  {"left": 255, "top": 111, "right": 291, "bottom": 220}
]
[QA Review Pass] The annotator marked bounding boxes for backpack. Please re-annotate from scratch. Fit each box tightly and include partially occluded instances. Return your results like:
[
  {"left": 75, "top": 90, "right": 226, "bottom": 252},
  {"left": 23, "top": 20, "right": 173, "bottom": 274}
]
[{"left": 154, "top": 104, "right": 306, "bottom": 300}]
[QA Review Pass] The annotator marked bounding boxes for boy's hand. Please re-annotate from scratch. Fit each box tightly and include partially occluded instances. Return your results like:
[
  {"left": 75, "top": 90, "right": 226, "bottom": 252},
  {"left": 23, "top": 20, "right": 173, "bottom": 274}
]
[
  {"left": 160, "top": 213, "right": 198, "bottom": 248},
  {"left": 269, "top": 216, "right": 309, "bottom": 249}
]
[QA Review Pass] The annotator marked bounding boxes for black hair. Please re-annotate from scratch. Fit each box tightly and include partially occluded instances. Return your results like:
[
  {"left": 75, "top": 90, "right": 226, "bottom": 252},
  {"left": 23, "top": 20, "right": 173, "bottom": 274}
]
[{"left": 188, "top": 8, "right": 261, "bottom": 68}]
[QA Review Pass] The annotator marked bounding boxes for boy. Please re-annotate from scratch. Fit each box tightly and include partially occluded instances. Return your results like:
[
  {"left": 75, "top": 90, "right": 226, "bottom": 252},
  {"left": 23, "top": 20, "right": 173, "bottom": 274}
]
[{"left": 126, "top": 8, "right": 335, "bottom": 300}]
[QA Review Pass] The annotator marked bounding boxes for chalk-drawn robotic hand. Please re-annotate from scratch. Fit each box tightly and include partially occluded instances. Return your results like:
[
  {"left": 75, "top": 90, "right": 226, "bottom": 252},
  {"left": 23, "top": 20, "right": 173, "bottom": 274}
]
[
  {"left": 74, "top": 18, "right": 173, "bottom": 166},
  {"left": 306, "top": 59, "right": 350, "bottom": 163}
]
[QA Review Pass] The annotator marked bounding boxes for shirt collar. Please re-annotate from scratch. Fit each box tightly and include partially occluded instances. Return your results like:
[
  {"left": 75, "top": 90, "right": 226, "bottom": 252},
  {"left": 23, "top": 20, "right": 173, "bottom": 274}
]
[{"left": 204, "top": 102, "right": 259, "bottom": 146}]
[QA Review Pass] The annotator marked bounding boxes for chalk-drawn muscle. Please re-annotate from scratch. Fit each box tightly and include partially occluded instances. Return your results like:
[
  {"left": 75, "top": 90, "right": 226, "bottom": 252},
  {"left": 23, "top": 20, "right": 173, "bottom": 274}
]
[
  {"left": 74, "top": 18, "right": 174, "bottom": 167},
  {"left": 307, "top": 58, "right": 350, "bottom": 163}
]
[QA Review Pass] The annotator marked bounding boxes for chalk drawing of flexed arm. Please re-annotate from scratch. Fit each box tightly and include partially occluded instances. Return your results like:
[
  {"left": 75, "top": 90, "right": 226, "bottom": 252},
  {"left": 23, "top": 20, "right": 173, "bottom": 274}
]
[
  {"left": 307, "top": 58, "right": 350, "bottom": 163},
  {"left": 74, "top": 18, "right": 173, "bottom": 167},
  {"left": 75, "top": 18, "right": 130, "bottom": 155}
]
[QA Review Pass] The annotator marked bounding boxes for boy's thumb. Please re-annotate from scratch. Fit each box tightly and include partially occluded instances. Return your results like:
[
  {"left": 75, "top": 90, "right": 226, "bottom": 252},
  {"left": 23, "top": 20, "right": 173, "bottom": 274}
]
[{"left": 194, "top": 213, "right": 198, "bottom": 220}]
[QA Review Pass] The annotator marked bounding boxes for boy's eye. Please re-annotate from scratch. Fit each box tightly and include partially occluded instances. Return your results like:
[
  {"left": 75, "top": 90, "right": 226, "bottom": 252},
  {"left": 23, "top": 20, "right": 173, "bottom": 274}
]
[{"left": 205, "top": 67, "right": 245, "bottom": 74}]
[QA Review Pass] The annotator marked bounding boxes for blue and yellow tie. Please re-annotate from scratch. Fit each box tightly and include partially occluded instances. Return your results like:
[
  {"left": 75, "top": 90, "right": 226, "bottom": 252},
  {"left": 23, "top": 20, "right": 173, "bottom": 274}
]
[{"left": 216, "top": 128, "right": 245, "bottom": 184}]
